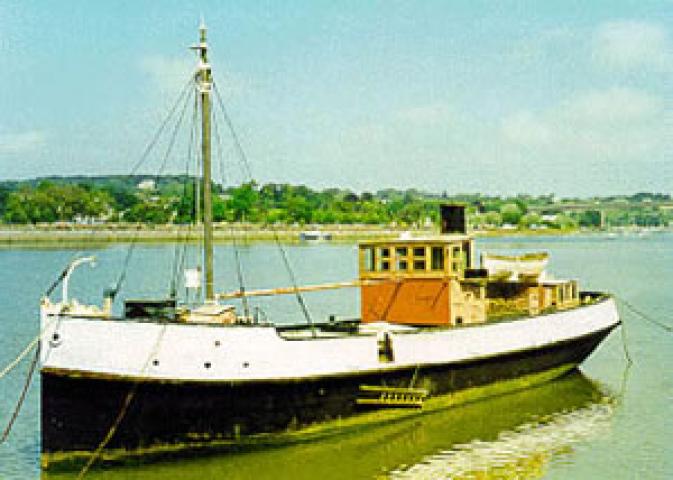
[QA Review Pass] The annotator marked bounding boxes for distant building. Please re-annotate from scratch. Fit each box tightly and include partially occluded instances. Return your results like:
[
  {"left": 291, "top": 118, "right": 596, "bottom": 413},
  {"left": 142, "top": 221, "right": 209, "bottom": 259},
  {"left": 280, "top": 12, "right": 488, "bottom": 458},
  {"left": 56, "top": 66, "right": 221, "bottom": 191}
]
[{"left": 137, "top": 179, "right": 156, "bottom": 191}]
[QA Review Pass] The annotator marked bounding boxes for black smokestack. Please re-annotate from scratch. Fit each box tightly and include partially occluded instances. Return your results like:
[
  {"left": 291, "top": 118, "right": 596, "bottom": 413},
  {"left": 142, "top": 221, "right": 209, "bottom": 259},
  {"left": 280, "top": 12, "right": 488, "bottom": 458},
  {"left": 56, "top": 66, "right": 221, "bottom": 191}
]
[{"left": 440, "top": 204, "right": 467, "bottom": 234}]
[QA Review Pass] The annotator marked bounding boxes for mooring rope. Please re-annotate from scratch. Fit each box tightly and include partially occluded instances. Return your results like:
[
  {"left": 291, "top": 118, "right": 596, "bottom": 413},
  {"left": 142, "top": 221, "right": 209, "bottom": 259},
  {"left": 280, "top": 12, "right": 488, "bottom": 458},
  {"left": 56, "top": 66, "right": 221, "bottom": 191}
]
[
  {"left": 0, "top": 335, "right": 40, "bottom": 381},
  {"left": 0, "top": 345, "right": 40, "bottom": 445},
  {"left": 76, "top": 322, "right": 169, "bottom": 479},
  {"left": 619, "top": 316, "right": 633, "bottom": 365},
  {"left": 616, "top": 296, "right": 672, "bottom": 333}
]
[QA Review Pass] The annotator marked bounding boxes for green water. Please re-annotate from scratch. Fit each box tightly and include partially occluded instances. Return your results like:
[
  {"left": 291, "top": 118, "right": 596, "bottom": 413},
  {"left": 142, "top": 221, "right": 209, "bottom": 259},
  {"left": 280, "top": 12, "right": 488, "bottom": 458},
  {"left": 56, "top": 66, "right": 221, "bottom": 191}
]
[{"left": 0, "top": 233, "right": 671, "bottom": 479}]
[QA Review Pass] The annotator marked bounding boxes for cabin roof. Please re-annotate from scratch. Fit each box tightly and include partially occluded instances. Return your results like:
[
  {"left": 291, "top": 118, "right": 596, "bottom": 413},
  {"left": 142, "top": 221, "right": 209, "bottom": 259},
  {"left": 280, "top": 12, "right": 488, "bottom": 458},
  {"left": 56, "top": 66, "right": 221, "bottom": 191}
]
[{"left": 359, "top": 234, "right": 472, "bottom": 246}]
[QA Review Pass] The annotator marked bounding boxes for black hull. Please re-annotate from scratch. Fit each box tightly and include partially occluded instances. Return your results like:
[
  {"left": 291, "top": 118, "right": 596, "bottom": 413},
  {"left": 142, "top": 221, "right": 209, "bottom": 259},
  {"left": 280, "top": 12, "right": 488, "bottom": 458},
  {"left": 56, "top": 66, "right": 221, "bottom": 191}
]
[{"left": 41, "top": 325, "right": 615, "bottom": 460}]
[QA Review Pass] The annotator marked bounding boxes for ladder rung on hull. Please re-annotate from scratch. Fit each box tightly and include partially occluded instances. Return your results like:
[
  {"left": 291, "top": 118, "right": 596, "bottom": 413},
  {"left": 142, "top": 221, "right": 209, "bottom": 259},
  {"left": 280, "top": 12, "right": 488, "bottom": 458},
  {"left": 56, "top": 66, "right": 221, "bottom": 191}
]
[{"left": 357, "top": 385, "right": 428, "bottom": 408}]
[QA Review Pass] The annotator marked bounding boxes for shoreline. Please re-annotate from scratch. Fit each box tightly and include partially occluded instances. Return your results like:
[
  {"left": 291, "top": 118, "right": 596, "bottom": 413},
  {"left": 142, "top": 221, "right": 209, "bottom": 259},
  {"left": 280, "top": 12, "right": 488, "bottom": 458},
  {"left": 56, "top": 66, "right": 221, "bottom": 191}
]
[{"left": 0, "top": 223, "right": 654, "bottom": 245}]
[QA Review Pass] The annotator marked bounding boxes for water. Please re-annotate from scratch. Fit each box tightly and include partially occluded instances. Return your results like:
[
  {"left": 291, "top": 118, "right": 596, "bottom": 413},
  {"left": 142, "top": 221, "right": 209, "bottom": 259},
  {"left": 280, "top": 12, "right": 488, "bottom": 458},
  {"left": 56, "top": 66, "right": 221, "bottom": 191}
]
[{"left": 0, "top": 233, "right": 671, "bottom": 479}]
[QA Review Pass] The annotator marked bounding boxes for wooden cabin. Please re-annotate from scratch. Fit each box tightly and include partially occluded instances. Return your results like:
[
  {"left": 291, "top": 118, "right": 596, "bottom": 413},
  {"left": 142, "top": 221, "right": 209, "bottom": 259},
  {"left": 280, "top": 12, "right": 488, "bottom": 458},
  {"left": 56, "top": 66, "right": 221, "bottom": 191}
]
[
  {"left": 358, "top": 205, "right": 580, "bottom": 327},
  {"left": 359, "top": 205, "right": 488, "bottom": 327}
]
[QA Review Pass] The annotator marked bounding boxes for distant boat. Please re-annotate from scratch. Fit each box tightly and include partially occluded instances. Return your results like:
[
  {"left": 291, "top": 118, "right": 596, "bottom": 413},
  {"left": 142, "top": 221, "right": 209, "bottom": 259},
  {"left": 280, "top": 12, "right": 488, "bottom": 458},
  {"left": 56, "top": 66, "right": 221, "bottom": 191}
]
[
  {"left": 39, "top": 24, "right": 621, "bottom": 469},
  {"left": 299, "top": 230, "right": 333, "bottom": 241}
]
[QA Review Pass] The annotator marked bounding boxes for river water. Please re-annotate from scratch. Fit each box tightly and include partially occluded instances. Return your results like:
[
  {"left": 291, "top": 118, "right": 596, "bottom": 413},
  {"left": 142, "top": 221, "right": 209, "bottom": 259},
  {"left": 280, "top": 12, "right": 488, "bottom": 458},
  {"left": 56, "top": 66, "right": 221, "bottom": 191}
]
[{"left": 0, "top": 233, "right": 671, "bottom": 479}]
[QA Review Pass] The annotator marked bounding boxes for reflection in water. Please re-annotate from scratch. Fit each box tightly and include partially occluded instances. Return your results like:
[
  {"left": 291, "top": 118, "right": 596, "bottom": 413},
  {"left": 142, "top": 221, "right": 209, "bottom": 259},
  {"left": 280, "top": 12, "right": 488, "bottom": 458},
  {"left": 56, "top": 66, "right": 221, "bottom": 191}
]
[
  {"left": 44, "top": 372, "right": 615, "bottom": 480},
  {"left": 390, "top": 396, "right": 613, "bottom": 479}
]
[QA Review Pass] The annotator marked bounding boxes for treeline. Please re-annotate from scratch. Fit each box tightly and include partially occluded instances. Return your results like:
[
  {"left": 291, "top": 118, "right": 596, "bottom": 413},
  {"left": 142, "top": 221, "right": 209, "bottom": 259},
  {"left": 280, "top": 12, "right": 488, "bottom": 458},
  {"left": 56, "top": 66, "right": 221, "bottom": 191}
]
[{"left": 0, "top": 176, "right": 671, "bottom": 229}]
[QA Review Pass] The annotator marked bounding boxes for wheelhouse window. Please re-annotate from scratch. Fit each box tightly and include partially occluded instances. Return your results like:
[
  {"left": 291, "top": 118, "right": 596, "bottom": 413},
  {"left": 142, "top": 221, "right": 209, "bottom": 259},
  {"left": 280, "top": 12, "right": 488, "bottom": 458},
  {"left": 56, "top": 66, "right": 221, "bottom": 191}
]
[
  {"left": 363, "top": 247, "right": 375, "bottom": 272},
  {"left": 396, "top": 246, "right": 408, "bottom": 272},
  {"left": 413, "top": 260, "right": 426, "bottom": 271},
  {"left": 431, "top": 246, "right": 444, "bottom": 271},
  {"left": 451, "top": 245, "right": 463, "bottom": 272},
  {"left": 413, "top": 246, "right": 427, "bottom": 272},
  {"left": 378, "top": 247, "right": 390, "bottom": 271}
]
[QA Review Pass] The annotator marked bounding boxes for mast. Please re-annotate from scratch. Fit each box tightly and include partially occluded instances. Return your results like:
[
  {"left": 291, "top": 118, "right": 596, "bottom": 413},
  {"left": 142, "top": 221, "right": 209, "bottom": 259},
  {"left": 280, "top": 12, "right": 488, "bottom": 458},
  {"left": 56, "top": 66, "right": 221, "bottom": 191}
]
[{"left": 195, "top": 20, "right": 214, "bottom": 301}]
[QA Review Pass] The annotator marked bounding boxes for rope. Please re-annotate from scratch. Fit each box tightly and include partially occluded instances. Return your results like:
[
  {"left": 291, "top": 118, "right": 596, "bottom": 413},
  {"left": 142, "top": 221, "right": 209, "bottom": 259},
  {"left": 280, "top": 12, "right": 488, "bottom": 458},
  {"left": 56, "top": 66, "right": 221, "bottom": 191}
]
[
  {"left": 619, "top": 315, "right": 633, "bottom": 365},
  {"left": 76, "top": 323, "right": 169, "bottom": 478},
  {"left": 78, "top": 80, "right": 196, "bottom": 475},
  {"left": 0, "top": 335, "right": 40, "bottom": 380},
  {"left": 0, "top": 345, "right": 40, "bottom": 445},
  {"left": 212, "top": 81, "right": 253, "bottom": 316},
  {"left": 170, "top": 86, "right": 200, "bottom": 297},
  {"left": 616, "top": 296, "right": 672, "bottom": 333},
  {"left": 212, "top": 82, "right": 253, "bottom": 180},
  {"left": 129, "top": 78, "right": 194, "bottom": 176},
  {"left": 0, "top": 311, "right": 62, "bottom": 380},
  {"left": 212, "top": 109, "right": 251, "bottom": 318},
  {"left": 111, "top": 228, "right": 141, "bottom": 300},
  {"left": 155, "top": 83, "right": 195, "bottom": 179},
  {"left": 273, "top": 230, "right": 317, "bottom": 337}
]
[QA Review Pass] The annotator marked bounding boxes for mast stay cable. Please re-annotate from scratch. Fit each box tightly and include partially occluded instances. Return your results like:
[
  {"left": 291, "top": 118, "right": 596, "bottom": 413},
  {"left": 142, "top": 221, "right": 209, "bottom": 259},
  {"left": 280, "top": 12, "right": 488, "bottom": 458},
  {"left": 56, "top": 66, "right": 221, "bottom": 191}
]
[
  {"left": 212, "top": 106, "right": 251, "bottom": 318},
  {"left": 212, "top": 81, "right": 316, "bottom": 330},
  {"left": 104, "top": 78, "right": 196, "bottom": 303},
  {"left": 171, "top": 89, "right": 200, "bottom": 298}
]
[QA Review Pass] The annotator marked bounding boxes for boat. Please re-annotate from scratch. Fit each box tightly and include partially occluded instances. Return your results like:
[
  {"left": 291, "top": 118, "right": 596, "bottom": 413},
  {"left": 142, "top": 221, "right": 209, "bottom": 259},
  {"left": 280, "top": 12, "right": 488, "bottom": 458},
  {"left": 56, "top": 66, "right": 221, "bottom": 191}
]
[
  {"left": 299, "top": 230, "right": 333, "bottom": 242},
  {"left": 39, "top": 24, "right": 621, "bottom": 469}
]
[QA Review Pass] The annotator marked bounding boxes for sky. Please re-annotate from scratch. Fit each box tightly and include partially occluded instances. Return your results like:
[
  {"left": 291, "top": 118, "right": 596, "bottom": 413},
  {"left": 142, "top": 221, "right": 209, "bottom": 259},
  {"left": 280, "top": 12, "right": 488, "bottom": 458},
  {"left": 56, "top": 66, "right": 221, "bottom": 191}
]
[{"left": 0, "top": 0, "right": 671, "bottom": 197}]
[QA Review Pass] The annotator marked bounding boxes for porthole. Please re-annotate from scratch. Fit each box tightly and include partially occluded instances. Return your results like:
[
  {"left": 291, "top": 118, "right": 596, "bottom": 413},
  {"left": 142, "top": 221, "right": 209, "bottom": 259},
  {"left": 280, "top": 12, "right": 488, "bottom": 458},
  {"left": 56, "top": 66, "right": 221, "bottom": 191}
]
[
  {"left": 152, "top": 359, "right": 160, "bottom": 367},
  {"left": 49, "top": 332, "right": 62, "bottom": 348},
  {"left": 214, "top": 340, "right": 221, "bottom": 347},
  {"left": 242, "top": 362, "right": 250, "bottom": 368},
  {"left": 204, "top": 362, "right": 212, "bottom": 369}
]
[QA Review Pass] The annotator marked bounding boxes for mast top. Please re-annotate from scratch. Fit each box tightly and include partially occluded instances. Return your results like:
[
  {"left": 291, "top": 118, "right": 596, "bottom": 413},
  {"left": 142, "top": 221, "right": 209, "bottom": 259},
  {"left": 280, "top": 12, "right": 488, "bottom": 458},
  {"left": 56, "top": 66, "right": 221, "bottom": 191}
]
[
  {"left": 199, "top": 17, "right": 207, "bottom": 43},
  {"left": 192, "top": 20, "right": 211, "bottom": 95}
]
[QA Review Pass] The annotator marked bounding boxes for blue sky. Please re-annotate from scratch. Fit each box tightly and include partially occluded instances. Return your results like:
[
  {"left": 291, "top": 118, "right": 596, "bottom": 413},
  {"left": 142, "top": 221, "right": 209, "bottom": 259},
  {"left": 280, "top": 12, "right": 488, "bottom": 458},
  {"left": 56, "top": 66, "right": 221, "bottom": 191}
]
[{"left": 0, "top": 1, "right": 671, "bottom": 196}]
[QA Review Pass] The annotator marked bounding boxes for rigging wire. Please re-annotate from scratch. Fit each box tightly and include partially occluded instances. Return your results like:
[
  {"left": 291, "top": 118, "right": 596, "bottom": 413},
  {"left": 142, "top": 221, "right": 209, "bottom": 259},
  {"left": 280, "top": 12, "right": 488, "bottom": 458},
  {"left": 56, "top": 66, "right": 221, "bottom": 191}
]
[
  {"left": 113, "top": 81, "right": 196, "bottom": 300},
  {"left": 155, "top": 83, "right": 196, "bottom": 179},
  {"left": 77, "top": 81, "right": 199, "bottom": 476},
  {"left": 212, "top": 106, "right": 251, "bottom": 318},
  {"left": 273, "top": 230, "right": 317, "bottom": 337},
  {"left": 212, "top": 82, "right": 253, "bottom": 180},
  {"left": 170, "top": 89, "right": 200, "bottom": 298},
  {"left": 129, "top": 78, "right": 195, "bottom": 176},
  {"left": 212, "top": 80, "right": 317, "bottom": 329}
]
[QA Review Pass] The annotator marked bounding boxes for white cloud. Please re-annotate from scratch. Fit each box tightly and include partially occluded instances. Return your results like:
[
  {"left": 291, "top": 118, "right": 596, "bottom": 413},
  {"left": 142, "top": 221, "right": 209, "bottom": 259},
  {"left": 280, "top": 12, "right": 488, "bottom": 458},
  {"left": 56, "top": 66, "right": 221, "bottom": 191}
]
[
  {"left": 557, "top": 87, "right": 661, "bottom": 125},
  {"left": 500, "top": 88, "right": 666, "bottom": 159},
  {"left": 138, "top": 54, "right": 250, "bottom": 100},
  {"left": 593, "top": 20, "right": 670, "bottom": 70},
  {"left": 139, "top": 55, "right": 194, "bottom": 94},
  {"left": 501, "top": 111, "right": 552, "bottom": 147},
  {"left": 0, "top": 130, "right": 46, "bottom": 155}
]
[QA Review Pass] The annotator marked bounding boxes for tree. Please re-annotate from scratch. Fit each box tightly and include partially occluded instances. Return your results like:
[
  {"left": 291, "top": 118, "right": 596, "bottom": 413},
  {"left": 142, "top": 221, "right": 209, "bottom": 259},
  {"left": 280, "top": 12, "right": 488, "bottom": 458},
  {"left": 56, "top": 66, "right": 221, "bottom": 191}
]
[
  {"left": 519, "top": 212, "right": 542, "bottom": 228},
  {"left": 484, "top": 211, "right": 502, "bottom": 227},
  {"left": 500, "top": 203, "right": 523, "bottom": 225},
  {"left": 578, "top": 210, "right": 601, "bottom": 228},
  {"left": 229, "top": 182, "right": 258, "bottom": 221}
]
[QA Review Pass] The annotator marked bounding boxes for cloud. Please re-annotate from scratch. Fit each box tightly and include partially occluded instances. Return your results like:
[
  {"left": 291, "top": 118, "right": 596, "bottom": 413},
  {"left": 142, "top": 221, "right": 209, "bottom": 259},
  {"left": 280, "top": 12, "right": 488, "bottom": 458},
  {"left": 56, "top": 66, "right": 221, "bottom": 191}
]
[
  {"left": 500, "top": 88, "right": 666, "bottom": 159},
  {"left": 593, "top": 21, "right": 670, "bottom": 70},
  {"left": 139, "top": 55, "right": 194, "bottom": 94},
  {"left": 501, "top": 111, "right": 552, "bottom": 147},
  {"left": 138, "top": 54, "right": 250, "bottom": 101},
  {"left": 0, "top": 130, "right": 47, "bottom": 155}
]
